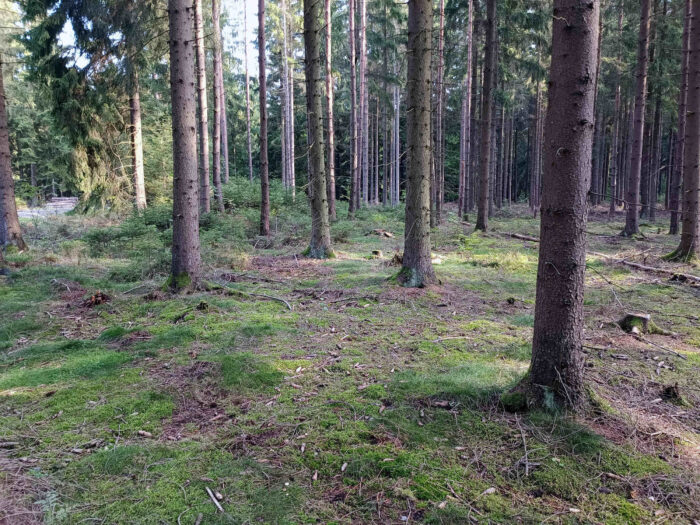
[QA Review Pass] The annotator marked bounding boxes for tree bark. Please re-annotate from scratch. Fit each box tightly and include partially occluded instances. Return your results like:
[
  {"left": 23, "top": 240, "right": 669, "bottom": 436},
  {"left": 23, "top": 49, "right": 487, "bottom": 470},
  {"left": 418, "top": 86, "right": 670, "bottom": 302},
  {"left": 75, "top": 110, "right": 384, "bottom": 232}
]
[
  {"left": 393, "top": 60, "right": 400, "bottom": 207},
  {"left": 668, "top": 0, "right": 700, "bottom": 261},
  {"left": 670, "top": 0, "right": 691, "bottom": 235},
  {"left": 359, "top": 0, "right": 368, "bottom": 207},
  {"left": 193, "top": 0, "right": 210, "bottom": 213},
  {"left": 167, "top": 0, "right": 201, "bottom": 289},
  {"left": 325, "top": 0, "right": 336, "bottom": 220},
  {"left": 527, "top": 0, "right": 599, "bottom": 410},
  {"left": 348, "top": 0, "right": 359, "bottom": 216},
  {"left": 622, "top": 0, "right": 651, "bottom": 236},
  {"left": 0, "top": 55, "right": 27, "bottom": 252},
  {"left": 609, "top": 6, "right": 624, "bottom": 215},
  {"left": 211, "top": 0, "right": 225, "bottom": 212},
  {"left": 244, "top": 2, "right": 254, "bottom": 183},
  {"left": 129, "top": 64, "right": 147, "bottom": 210},
  {"left": 258, "top": 0, "right": 270, "bottom": 236},
  {"left": 434, "top": 0, "right": 445, "bottom": 224},
  {"left": 401, "top": 0, "right": 435, "bottom": 287},
  {"left": 475, "top": 0, "right": 496, "bottom": 231},
  {"left": 458, "top": 1, "right": 473, "bottom": 219},
  {"left": 304, "top": 0, "right": 333, "bottom": 258}
]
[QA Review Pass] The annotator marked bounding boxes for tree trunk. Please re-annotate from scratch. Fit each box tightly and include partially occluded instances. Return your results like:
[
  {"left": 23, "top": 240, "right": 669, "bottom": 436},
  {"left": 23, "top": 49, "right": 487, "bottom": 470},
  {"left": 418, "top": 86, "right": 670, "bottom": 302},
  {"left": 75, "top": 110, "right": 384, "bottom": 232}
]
[
  {"left": 244, "top": 3, "right": 254, "bottom": 183},
  {"left": 258, "top": 0, "right": 270, "bottom": 236},
  {"left": 348, "top": 0, "right": 359, "bottom": 216},
  {"left": 458, "top": 0, "right": 473, "bottom": 219},
  {"left": 668, "top": 0, "right": 700, "bottom": 261},
  {"left": 304, "top": 0, "right": 333, "bottom": 258},
  {"left": 393, "top": 60, "right": 400, "bottom": 207},
  {"left": 193, "top": 0, "right": 210, "bottom": 213},
  {"left": 167, "top": 0, "right": 201, "bottom": 289},
  {"left": 475, "top": 0, "right": 496, "bottom": 231},
  {"left": 324, "top": 0, "right": 336, "bottom": 220},
  {"left": 128, "top": 65, "right": 147, "bottom": 211},
  {"left": 281, "top": 0, "right": 295, "bottom": 197},
  {"left": 211, "top": 0, "right": 225, "bottom": 212},
  {"left": 434, "top": 0, "right": 445, "bottom": 224},
  {"left": 401, "top": 0, "right": 435, "bottom": 287},
  {"left": 622, "top": 0, "right": 651, "bottom": 236},
  {"left": 0, "top": 55, "right": 27, "bottom": 252},
  {"left": 609, "top": 7, "right": 624, "bottom": 216},
  {"left": 527, "top": 0, "right": 599, "bottom": 409},
  {"left": 359, "top": 0, "right": 368, "bottom": 207},
  {"left": 670, "top": 0, "right": 691, "bottom": 235}
]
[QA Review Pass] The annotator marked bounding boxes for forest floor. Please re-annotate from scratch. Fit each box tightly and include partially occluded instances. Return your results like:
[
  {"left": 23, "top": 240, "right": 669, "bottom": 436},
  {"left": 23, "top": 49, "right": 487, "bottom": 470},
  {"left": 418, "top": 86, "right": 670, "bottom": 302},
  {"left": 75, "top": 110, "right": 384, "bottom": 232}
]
[{"left": 1, "top": 189, "right": 699, "bottom": 524}]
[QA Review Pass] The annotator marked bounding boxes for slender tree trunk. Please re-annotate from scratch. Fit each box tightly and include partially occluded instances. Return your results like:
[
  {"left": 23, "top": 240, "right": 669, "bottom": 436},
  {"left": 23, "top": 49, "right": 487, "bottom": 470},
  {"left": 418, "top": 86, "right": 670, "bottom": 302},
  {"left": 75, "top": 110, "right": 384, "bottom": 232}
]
[
  {"left": 193, "top": 0, "right": 210, "bottom": 213},
  {"left": 324, "top": 0, "right": 336, "bottom": 220},
  {"left": 622, "top": 0, "right": 651, "bottom": 236},
  {"left": 281, "top": 0, "right": 295, "bottom": 197},
  {"left": 0, "top": 55, "right": 27, "bottom": 252},
  {"left": 401, "top": 0, "right": 435, "bottom": 287},
  {"left": 475, "top": 0, "right": 496, "bottom": 231},
  {"left": 258, "top": 0, "right": 270, "bottom": 235},
  {"left": 609, "top": 7, "right": 624, "bottom": 216},
  {"left": 358, "top": 0, "right": 368, "bottom": 207},
  {"left": 304, "top": 0, "right": 333, "bottom": 258},
  {"left": 244, "top": 3, "right": 254, "bottom": 183},
  {"left": 218, "top": 19, "right": 229, "bottom": 184},
  {"left": 167, "top": 0, "right": 200, "bottom": 289},
  {"left": 670, "top": 0, "right": 691, "bottom": 235},
  {"left": 211, "top": 0, "right": 225, "bottom": 212},
  {"left": 129, "top": 64, "right": 147, "bottom": 210},
  {"left": 393, "top": 60, "right": 401, "bottom": 206},
  {"left": 348, "top": 0, "right": 359, "bottom": 216},
  {"left": 527, "top": 0, "right": 600, "bottom": 409},
  {"left": 458, "top": 0, "right": 473, "bottom": 220},
  {"left": 649, "top": 105, "right": 662, "bottom": 222},
  {"left": 434, "top": 0, "right": 445, "bottom": 224},
  {"left": 668, "top": 0, "right": 700, "bottom": 260}
]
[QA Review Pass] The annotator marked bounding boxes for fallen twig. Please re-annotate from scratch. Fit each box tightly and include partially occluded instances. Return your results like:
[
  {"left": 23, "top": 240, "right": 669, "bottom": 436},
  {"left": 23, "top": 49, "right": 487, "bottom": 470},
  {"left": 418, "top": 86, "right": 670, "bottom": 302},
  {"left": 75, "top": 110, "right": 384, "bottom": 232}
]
[
  {"left": 589, "top": 252, "right": 700, "bottom": 283},
  {"left": 205, "top": 486, "right": 224, "bottom": 512},
  {"left": 245, "top": 292, "right": 293, "bottom": 311},
  {"left": 633, "top": 335, "right": 687, "bottom": 360}
]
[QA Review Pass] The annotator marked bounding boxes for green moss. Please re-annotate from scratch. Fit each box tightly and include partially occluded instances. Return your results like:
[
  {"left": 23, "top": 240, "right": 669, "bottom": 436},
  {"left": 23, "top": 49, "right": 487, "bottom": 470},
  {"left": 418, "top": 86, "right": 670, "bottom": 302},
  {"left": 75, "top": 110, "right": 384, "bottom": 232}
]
[
  {"left": 164, "top": 272, "right": 192, "bottom": 291},
  {"left": 220, "top": 353, "right": 283, "bottom": 392},
  {"left": 500, "top": 391, "right": 527, "bottom": 412}
]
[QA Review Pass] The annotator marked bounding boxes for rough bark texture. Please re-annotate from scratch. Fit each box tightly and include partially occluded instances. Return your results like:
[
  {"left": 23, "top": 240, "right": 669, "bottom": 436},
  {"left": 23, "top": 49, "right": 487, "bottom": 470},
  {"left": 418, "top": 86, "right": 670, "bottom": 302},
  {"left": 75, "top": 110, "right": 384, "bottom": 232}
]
[
  {"left": 325, "top": 0, "right": 336, "bottom": 220},
  {"left": 669, "top": 0, "right": 700, "bottom": 260},
  {"left": 128, "top": 65, "right": 147, "bottom": 210},
  {"left": 211, "top": 0, "right": 225, "bottom": 212},
  {"left": 244, "top": 3, "right": 254, "bottom": 183},
  {"left": 0, "top": 55, "right": 27, "bottom": 252},
  {"left": 528, "top": 0, "right": 599, "bottom": 409},
  {"left": 304, "top": 0, "right": 333, "bottom": 258},
  {"left": 348, "top": 0, "right": 359, "bottom": 216},
  {"left": 475, "top": 0, "right": 496, "bottom": 231},
  {"left": 259, "top": 0, "right": 270, "bottom": 236},
  {"left": 434, "top": 0, "right": 445, "bottom": 223},
  {"left": 609, "top": 7, "right": 624, "bottom": 216},
  {"left": 393, "top": 60, "right": 400, "bottom": 206},
  {"left": 622, "top": 0, "right": 651, "bottom": 236},
  {"left": 670, "top": 0, "right": 691, "bottom": 235},
  {"left": 167, "top": 0, "right": 201, "bottom": 289},
  {"left": 193, "top": 0, "right": 210, "bottom": 213},
  {"left": 401, "top": 0, "right": 435, "bottom": 288}
]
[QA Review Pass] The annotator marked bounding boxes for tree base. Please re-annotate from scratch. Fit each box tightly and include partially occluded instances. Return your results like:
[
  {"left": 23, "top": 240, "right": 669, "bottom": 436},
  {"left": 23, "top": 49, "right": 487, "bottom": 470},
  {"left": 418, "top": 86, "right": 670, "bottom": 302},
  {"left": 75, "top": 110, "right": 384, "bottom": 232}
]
[
  {"left": 397, "top": 266, "right": 435, "bottom": 288},
  {"left": 303, "top": 245, "right": 336, "bottom": 259},
  {"left": 165, "top": 272, "right": 196, "bottom": 292},
  {"left": 663, "top": 247, "right": 698, "bottom": 263}
]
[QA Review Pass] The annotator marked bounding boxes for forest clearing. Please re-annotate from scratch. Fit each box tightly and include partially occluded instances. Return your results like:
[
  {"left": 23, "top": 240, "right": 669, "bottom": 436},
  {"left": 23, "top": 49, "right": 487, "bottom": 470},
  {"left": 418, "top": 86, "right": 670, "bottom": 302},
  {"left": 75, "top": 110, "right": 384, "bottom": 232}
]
[{"left": 1, "top": 0, "right": 700, "bottom": 522}]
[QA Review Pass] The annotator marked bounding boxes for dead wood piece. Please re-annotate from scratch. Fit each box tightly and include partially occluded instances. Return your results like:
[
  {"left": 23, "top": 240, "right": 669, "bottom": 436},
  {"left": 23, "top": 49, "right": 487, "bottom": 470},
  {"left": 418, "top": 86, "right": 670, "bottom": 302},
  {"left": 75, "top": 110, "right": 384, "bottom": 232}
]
[
  {"left": 367, "top": 228, "right": 394, "bottom": 238},
  {"left": 205, "top": 486, "right": 224, "bottom": 512},
  {"left": 617, "top": 313, "right": 671, "bottom": 336},
  {"left": 590, "top": 251, "right": 700, "bottom": 283},
  {"left": 503, "top": 232, "right": 540, "bottom": 243}
]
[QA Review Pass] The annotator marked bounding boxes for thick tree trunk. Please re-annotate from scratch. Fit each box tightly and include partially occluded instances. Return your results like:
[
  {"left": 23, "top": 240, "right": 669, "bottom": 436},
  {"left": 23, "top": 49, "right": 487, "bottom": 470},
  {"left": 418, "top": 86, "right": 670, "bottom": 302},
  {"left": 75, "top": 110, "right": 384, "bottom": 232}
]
[
  {"left": 0, "top": 55, "right": 27, "bottom": 252},
  {"left": 304, "top": 0, "right": 333, "bottom": 258},
  {"left": 401, "top": 0, "right": 435, "bottom": 287},
  {"left": 258, "top": 0, "right": 270, "bottom": 236},
  {"left": 244, "top": 3, "right": 254, "bottom": 183},
  {"left": 348, "top": 0, "right": 359, "bottom": 216},
  {"left": 622, "top": 0, "right": 651, "bottom": 236},
  {"left": 475, "top": 0, "right": 496, "bottom": 231},
  {"left": 527, "top": 0, "right": 599, "bottom": 409},
  {"left": 167, "top": 0, "right": 201, "bottom": 289},
  {"left": 324, "top": 0, "right": 336, "bottom": 220},
  {"left": 668, "top": 0, "right": 700, "bottom": 261},
  {"left": 129, "top": 65, "right": 147, "bottom": 210},
  {"left": 193, "top": 0, "right": 210, "bottom": 213},
  {"left": 670, "top": 0, "right": 691, "bottom": 235},
  {"left": 211, "top": 0, "right": 225, "bottom": 212}
]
